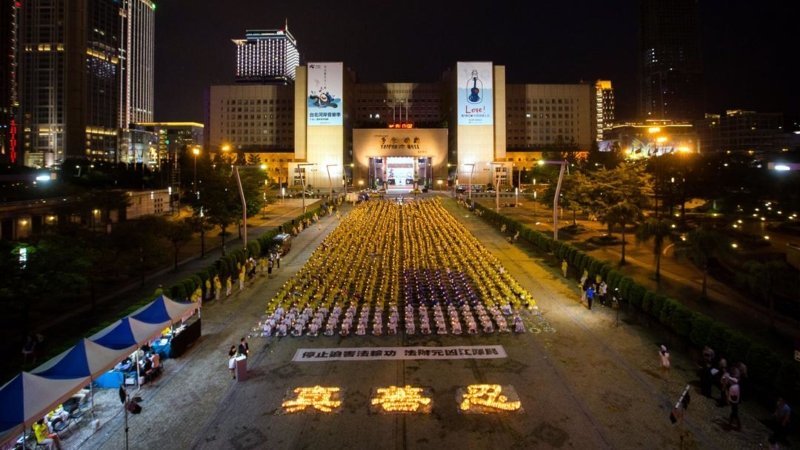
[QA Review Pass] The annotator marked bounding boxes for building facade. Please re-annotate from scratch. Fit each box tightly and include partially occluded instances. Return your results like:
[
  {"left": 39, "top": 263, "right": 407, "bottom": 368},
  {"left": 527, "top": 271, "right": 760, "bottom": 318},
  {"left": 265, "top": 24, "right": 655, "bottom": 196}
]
[
  {"left": 19, "top": 0, "right": 121, "bottom": 167},
  {"left": 208, "top": 61, "right": 609, "bottom": 189},
  {"left": 695, "top": 110, "right": 784, "bottom": 154},
  {"left": 233, "top": 27, "right": 300, "bottom": 84},
  {"left": 118, "top": 0, "right": 155, "bottom": 128},
  {"left": 0, "top": 0, "right": 20, "bottom": 165},
  {"left": 639, "top": 0, "right": 704, "bottom": 121},
  {"left": 505, "top": 83, "right": 595, "bottom": 152},
  {"left": 595, "top": 80, "right": 614, "bottom": 141}
]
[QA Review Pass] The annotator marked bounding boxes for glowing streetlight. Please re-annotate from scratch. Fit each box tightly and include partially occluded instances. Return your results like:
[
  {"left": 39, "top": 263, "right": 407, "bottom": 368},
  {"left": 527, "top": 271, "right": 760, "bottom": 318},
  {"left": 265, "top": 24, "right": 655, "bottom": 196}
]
[{"left": 192, "top": 146, "right": 200, "bottom": 198}]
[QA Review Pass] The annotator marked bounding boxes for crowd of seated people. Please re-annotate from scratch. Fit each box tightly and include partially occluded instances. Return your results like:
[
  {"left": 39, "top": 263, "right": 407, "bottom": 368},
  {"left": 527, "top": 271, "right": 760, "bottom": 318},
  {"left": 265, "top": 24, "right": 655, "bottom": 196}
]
[{"left": 259, "top": 198, "right": 533, "bottom": 338}]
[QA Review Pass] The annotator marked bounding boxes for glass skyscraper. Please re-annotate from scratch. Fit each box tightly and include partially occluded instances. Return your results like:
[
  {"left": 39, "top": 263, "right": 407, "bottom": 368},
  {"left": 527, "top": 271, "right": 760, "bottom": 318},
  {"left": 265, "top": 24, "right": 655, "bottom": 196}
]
[{"left": 639, "top": 0, "right": 704, "bottom": 121}]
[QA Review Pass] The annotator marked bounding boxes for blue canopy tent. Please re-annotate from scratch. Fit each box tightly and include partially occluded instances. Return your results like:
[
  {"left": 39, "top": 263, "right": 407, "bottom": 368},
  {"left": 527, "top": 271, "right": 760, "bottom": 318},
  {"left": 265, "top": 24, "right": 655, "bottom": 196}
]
[
  {"left": 130, "top": 294, "right": 199, "bottom": 325},
  {"left": 32, "top": 339, "right": 131, "bottom": 380},
  {"left": 0, "top": 372, "right": 87, "bottom": 443},
  {"left": 90, "top": 317, "right": 165, "bottom": 351}
]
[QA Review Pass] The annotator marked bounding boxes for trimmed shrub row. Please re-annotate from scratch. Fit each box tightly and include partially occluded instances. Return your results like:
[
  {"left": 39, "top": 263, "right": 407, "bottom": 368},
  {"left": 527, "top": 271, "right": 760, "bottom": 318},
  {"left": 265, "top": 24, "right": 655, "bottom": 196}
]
[{"left": 472, "top": 202, "right": 800, "bottom": 403}]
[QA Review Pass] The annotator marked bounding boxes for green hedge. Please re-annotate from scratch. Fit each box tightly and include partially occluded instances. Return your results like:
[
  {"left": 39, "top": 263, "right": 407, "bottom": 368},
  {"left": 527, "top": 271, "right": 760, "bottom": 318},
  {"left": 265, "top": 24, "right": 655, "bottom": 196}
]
[{"left": 472, "top": 202, "right": 798, "bottom": 404}]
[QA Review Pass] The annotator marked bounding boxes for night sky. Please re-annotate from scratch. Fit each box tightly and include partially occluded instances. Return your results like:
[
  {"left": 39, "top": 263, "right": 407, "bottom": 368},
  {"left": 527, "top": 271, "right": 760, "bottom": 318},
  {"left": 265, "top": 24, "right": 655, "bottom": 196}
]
[{"left": 154, "top": 0, "right": 799, "bottom": 125}]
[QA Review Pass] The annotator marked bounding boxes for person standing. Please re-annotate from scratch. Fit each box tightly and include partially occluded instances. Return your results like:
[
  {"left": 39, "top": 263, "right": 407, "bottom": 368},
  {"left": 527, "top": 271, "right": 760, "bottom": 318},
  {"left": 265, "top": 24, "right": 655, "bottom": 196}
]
[
  {"left": 561, "top": 260, "right": 568, "bottom": 278},
  {"left": 238, "top": 337, "right": 249, "bottom": 357},
  {"left": 771, "top": 397, "right": 791, "bottom": 447},
  {"left": 659, "top": 345, "right": 671, "bottom": 371},
  {"left": 586, "top": 285, "right": 595, "bottom": 310},
  {"left": 728, "top": 381, "right": 741, "bottom": 430},
  {"left": 228, "top": 345, "right": 237, "bottom": 379},
  {"left": 268, "top": 258, "right": 274, "bottom": 278},
  {"left": 598, "top": 281, "right": 608, "bottom": 305}
]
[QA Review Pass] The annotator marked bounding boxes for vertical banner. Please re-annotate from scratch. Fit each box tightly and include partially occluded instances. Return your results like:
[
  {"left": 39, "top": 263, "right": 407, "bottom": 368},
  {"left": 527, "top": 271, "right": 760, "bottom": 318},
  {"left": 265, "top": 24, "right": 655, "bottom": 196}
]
[
  {"left": 457, "top": 62, "right": 493, "bottom": 126},
  {"left": 307, "top": 62, "right": 343, "bottom": 126}
]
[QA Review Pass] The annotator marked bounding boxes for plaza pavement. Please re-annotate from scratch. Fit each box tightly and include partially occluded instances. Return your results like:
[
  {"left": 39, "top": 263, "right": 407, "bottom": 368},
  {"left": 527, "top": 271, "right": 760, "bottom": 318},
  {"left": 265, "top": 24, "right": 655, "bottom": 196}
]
[{"left": 74, "top": 196, "right": 775, "bottom": 450}]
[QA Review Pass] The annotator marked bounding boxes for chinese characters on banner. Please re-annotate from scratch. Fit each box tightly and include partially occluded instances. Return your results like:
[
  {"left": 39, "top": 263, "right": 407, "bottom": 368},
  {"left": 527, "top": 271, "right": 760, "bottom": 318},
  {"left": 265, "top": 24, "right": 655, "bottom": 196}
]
[
  {"left": 291, "top": 345, "right": 507, "bottom": 362},
  {"left": 307, "top": 62, "right": 343, "bottom": 126}
]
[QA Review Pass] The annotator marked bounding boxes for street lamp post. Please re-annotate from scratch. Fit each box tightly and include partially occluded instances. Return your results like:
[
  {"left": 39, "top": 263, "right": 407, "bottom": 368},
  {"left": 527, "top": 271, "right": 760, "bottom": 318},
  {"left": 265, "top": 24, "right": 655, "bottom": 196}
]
[
  {"left": 192, "top": 146, "right": 200, "bottom": 199},
  {"left": 463, "top": 163, "right": 475, "bottom": 201},
  {"left": 326, "top": 164, "right": 337, "bottom": 201},
  {"left": 538, "top": 159, "right": 568, "bottom": 241},
  {"left": 490, "top": 162, "right": 504, "bottom": 212},
  {"left": 298, "top": 163, "right": 316, "bottom": 213}
]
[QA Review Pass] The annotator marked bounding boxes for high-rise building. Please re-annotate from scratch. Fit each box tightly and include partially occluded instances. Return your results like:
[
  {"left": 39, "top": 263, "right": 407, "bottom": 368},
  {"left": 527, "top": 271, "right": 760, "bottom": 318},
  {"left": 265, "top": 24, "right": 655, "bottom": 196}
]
[
  {"left": 695, "top": 110, "right": 784, "bottom": 153},
  {"left": 0, "top": 0, "right": 20, "bottom": 165},
  {"left": 19, "top": 0, "right": 121, "bottom": 167},
  {"left": 595, "top": 80, "right": 615, "bottom": 141},
  {"left": 639, "top": 0, "right": 703, "bottom": 121},
  {"left": 505, "top": 83, "right": 595, "bottom": 152},
  {"left": 119, "top": 0, "right": 155, "bottom": 128},
  {"left": 233, "top": 26, "right": 300, "bottom": 84}
]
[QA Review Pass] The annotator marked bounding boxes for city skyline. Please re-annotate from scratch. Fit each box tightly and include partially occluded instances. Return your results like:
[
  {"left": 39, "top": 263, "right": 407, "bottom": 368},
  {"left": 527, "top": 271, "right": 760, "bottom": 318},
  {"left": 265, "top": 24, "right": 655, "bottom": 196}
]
[{"left": 154, "top": 0, "right": 799, "bottom": 125}]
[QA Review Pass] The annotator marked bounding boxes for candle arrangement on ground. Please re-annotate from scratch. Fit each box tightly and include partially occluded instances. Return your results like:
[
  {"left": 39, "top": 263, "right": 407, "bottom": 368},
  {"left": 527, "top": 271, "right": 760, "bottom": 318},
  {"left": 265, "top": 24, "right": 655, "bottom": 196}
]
[
  {"left": 260, "top": 198, "right": 535, "bottom": 337},
  {"left": 281, "top": 386, "right": 343, "bottom": 414},
  {"left": 370, "top": 385, "right": 433, "bottom": 414},
  {"left": 457, "top": 384, "right": 522, "bottom": 414}
]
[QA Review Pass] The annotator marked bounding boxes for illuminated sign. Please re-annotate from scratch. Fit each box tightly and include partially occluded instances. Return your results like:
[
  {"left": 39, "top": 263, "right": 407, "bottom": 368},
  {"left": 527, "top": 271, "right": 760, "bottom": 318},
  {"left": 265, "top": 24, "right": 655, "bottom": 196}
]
[
  {"left": 458, "top": 384, "right": 522, "bottom": 413},
  {"left": 371, "top": 385, "right": 432, "bottom": 413},
  {"left": 457, "top": 62, "right": 493, "bottom": 126},
  {"left": 307, "top": 62, "right": 343, "bottom": 126},
  {"left": 388, "top": 123, "right": 414, "bottom": 129},
  {"left": 281, "top": 386, "right": 342, "bottom": 413}
]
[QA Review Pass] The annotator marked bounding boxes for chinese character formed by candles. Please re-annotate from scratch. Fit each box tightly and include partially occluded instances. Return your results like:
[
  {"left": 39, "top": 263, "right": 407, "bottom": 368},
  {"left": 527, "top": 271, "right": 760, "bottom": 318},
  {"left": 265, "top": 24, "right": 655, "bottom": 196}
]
[
  {"left": 459, "top": 384, "right": 521, "bottom": 412},
  {"left": 282, "top": 386, "right": 342, "bottom": 413},
  {"left": 371, "top": 385, "right": 432, "bottom": 413}
]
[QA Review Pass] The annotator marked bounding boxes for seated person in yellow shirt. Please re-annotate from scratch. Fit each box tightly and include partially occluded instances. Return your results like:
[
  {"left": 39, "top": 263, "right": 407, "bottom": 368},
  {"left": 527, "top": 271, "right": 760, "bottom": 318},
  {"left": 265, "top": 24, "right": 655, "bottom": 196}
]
[{"left": 33, "top": 418, "right": 62, "bottom": 450}]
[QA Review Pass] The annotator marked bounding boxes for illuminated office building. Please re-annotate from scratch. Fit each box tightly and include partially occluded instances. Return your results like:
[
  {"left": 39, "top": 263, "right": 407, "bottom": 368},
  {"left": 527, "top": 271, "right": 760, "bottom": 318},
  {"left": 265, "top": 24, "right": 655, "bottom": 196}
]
[
  {"left": 19, "top": 0, "right": 121, "bottom": 167},
  {"left": 595, "top": 80, "right": 615, "bottom": 141},
  {"left": 233, "top": 26, "right": 300, "bottom": 84},
  {"left": 119, "top": 0, "right": 155, "bottom": 128}
]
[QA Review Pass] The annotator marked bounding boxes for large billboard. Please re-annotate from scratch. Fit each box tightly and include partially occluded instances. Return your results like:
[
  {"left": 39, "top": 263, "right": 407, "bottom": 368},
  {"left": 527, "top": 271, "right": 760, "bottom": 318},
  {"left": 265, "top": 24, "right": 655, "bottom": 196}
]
[
  {"left": 307, "top": 62, "right": 343, "bottom": 126},
  {"left": 457, "top": 62, "right": 493, "bottom": 126}
]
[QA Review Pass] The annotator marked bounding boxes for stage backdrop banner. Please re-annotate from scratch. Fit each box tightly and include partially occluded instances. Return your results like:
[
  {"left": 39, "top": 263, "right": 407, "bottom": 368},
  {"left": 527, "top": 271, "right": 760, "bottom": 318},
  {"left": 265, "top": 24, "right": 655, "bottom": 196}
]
[
  {"left": 307, "top": 62, "right": 343, "bottom": 126},
  {"left": 292, "top": 345, "right": 506, "bottom": 362},
  {"left": 457, "top": 61, "right": 493, "bottom": 126}
]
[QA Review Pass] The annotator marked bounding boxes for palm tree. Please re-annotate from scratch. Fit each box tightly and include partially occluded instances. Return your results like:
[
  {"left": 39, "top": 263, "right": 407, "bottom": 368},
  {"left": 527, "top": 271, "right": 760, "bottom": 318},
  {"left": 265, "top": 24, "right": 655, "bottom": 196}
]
[
  {"left": 678, "top": 226, "right": 723, "bottom": 298},
  {"left": 603, "top": 201, "right": 641, "bottom": 265},
  {"left": 636, "top": 218, "right": 674, "bottom": 283}
]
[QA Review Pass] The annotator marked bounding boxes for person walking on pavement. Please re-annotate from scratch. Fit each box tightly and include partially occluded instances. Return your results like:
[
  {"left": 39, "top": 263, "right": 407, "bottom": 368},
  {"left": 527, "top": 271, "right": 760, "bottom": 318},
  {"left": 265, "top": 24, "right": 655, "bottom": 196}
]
[
  {"left": 586, "top": 285, "right": 595, "bottom": 310},
  {"left": 728, "top": 380, "right": 741, "bottom": 431},
  {"left": 598, "top": 281, "right": 608, "bottom": 305},
  {"left": 561, "top": 259, "right": 568, "bottom": 278}
]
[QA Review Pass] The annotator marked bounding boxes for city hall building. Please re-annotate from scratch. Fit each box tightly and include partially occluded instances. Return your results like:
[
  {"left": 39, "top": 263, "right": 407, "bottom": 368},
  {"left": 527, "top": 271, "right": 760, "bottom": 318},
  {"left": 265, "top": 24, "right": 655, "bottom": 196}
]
[{"left": 206, "top": 56, "right": 611, "bottom": 191}]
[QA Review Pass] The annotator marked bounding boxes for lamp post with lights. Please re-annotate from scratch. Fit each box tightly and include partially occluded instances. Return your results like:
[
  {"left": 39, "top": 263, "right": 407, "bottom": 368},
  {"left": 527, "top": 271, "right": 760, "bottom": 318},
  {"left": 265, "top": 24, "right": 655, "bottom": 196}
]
[{"left": 538, "top": 159, "right": 568, "bottom": 240}]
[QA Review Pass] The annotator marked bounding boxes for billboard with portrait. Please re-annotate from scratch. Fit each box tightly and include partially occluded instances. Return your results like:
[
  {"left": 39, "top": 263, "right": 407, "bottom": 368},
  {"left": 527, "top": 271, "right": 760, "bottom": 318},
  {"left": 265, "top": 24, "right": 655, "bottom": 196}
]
[
  {"left": 457, "top": 62, "right": 493, "bottom": 126},
  {"left": 307, "top": 62, "right": 343, "bottom": 126}
]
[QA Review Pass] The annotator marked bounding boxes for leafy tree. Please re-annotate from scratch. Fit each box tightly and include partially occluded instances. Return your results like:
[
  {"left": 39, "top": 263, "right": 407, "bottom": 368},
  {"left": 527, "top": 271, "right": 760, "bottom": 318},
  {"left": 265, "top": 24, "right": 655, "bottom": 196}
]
[
  {"left": 604, "top": 201, "right": 642, "bottom": 265},
  {"left": 636, "top": 218, "right": 675, "bottom": 282},
  {"left": 185, "top": 214, "right": 213, "bottom": 257},
  {"left": 677, "top": 226, "right": 725, "bottom": 298},
  {"left": 161, "top": 219, "right": 193, "bottom": 270},
  {"left": 740, "top": 260, "right": 794, "bottom": 328}
]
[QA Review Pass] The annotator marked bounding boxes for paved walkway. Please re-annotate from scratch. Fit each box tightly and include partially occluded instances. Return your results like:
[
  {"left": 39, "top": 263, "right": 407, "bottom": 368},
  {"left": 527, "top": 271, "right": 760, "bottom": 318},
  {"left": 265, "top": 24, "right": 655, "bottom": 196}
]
[{"left": 66, "top": 196, "right": 778, "bottom": 450}]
